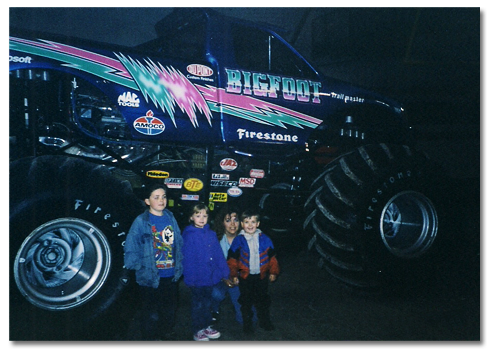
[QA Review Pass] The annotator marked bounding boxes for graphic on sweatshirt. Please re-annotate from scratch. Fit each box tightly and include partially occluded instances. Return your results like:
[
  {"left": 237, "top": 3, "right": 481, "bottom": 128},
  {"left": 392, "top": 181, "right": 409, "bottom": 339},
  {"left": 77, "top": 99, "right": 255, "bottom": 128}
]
[{"left": 152, "top": 225, "right": 175, "bottom": 269}]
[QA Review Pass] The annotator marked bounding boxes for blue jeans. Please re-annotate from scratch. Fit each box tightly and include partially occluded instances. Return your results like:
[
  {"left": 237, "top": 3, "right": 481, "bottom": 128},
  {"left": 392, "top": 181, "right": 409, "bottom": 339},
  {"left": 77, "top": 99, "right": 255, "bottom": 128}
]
[
  {"left": 211, "top": 281, "right": 228, "bottom": 313},
  {"left": 189, "top": 285, "right": 215, "bottom": 333},
  {"left": 238, "top": 274, "right": 270, "bottom": 326},
  {"left": 138, "top": 277, "right": 178, "bottom": 339},
  {"left": 212, "top": 281, "right": 257, "bottom": 324}
]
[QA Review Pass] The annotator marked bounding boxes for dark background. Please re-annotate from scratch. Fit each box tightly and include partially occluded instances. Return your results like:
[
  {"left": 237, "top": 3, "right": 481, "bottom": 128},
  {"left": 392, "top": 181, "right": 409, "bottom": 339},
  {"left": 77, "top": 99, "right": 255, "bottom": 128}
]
[{"left": 8, "top": 7, "right": 481, "bottom": 341}]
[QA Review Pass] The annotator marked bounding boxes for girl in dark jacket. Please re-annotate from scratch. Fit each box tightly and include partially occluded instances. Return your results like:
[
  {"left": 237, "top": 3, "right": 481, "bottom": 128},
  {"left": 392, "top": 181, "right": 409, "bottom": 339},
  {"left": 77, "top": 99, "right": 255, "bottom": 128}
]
[{"left": 182, "top": 203, "right": 232, "bottom": 341}]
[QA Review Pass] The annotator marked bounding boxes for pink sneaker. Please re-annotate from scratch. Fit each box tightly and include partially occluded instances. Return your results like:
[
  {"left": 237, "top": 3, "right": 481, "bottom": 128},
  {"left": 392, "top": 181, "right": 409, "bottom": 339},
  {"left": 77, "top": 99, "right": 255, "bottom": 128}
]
[
  {"left": 203, "top": 326, "right": 221, "bottom": 339},
  {"left": 193, "top": 329, "right": 210, "bottom": 341}
]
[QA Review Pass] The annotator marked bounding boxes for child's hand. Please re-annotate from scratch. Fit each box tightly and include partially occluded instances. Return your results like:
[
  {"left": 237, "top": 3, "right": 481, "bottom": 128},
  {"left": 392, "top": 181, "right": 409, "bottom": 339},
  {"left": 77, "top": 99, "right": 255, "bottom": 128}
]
[
  {"left": 223, "top": 278, "right": 234, "bottom": 288},
  {"left": 232, "top": 277, "right": 239, "bottom": 285},
  {"left": 269, "top": 274, "right": 277, "bottom": 282}
]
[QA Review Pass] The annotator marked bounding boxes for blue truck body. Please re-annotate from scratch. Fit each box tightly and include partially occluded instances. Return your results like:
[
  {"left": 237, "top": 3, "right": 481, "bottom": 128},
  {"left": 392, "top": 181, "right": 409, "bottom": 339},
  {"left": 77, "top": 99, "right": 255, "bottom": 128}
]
[{"left": 9, "top": 8, "right": 405, "bottom": 152}]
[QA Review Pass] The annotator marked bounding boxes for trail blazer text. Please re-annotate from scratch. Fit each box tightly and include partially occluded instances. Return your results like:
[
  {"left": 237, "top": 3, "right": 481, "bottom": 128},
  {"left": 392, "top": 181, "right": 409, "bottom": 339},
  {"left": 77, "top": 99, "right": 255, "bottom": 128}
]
[{"left": 225, "top": 68, "right": 322, "bottom": 104}]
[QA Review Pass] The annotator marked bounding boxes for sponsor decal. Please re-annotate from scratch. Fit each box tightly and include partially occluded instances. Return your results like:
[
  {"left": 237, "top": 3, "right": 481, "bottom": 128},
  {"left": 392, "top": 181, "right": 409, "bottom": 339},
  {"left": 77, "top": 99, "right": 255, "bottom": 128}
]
[
  {"left": 118, "top": 91, "right": 140, "bottom": 107},
  {"left": 209, "top": 192, "right": 228, "bottom": 203},
  {"left": 182, "top": 194, "right": 199, "bottom": 201},
  {"left": 220, "top": 158, "right": 238, "bottom": 171},
  {"left": 184, "top": 178, "right": 204, "bottom": 192},
  {"left": 211, "top": 180, "right": 238, "bottom": 187},
  {"left": 237, "top": 128, "right": 299, "bottom": 143},
  {"left": 227, "top": 186, "right": 243, "bottom": 197},
  {"left": 165, "top": 178, "right": 184, "bottom": 189},
  {"left": 239, "top": 178, "right": 256, "bottom": 188},
  {"left": 250, "top": 169, "right": 265, "bottom": 179},
  {"left": 212, "top": 173, "right": 230, "bottom": 180},
  {"left": 9, "top": 55, "right": 32, "bottom": 63},
  {"left": 187, "top": 75, "right": 214, "bottom": 83},
  {"left": 134, "top": 110, "right": 165, "bottom": 135},
  {"left": 146, "top": 170, "right": 170, "bottom": 179},
  {"left": 187, "top": 64, "right": 213, "bottom": 77}
]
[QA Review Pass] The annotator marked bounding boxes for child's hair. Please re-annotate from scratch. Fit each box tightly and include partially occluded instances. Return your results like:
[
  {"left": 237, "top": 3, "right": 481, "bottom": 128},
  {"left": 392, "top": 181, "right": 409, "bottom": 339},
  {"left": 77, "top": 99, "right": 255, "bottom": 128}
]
[
  {"left": 240, "top": 208, "right": 261, "bottom": 222},
  {"left": 188, "top": 202, "right": 209, "bottom": 222},
  {"left": 144, "top": 183, "right": 168, "bottom": 199}
]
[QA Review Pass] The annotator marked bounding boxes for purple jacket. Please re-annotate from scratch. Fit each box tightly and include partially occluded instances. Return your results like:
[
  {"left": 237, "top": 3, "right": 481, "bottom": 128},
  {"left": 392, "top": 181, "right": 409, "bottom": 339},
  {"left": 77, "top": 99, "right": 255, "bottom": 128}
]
[{"left": 182, "top": 224, "right": 230, "bottom": 287}]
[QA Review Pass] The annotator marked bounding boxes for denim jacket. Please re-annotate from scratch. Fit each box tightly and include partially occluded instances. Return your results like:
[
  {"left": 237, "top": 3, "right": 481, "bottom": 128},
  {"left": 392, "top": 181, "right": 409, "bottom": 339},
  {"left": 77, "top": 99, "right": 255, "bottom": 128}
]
[{"left": 124, "top": 209, "right": 183, "bottom": 288}]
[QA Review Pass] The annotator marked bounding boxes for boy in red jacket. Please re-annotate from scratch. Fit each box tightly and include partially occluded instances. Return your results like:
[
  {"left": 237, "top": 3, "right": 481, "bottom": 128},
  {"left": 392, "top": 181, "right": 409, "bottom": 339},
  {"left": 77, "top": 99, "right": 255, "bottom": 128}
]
[{"left": 227, "top": 209, "right": 280, "bottom": 334}]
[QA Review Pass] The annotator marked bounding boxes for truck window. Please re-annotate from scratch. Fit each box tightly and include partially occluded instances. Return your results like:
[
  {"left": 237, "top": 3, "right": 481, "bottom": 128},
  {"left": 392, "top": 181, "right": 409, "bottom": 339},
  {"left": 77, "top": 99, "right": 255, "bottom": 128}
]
[
  {"left": 232, "top": 24, "right": 317, "bottom": 80},
  {"left": 137, "top": 20, "right": 206, "bottom": 61}
]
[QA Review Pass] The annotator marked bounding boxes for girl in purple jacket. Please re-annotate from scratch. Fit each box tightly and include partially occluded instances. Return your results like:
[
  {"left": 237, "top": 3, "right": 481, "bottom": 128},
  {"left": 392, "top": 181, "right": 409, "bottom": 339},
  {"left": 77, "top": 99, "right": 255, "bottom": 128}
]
[{"left": 182, "top": 203, "right": 232, "bottom": 341}]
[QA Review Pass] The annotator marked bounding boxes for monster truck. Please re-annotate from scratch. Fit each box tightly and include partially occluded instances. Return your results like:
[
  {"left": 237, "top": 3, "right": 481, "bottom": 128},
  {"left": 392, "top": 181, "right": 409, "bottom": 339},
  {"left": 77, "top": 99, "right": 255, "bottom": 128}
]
[{"left": 9, "top": 8, "right": 440, "bottom": 339}]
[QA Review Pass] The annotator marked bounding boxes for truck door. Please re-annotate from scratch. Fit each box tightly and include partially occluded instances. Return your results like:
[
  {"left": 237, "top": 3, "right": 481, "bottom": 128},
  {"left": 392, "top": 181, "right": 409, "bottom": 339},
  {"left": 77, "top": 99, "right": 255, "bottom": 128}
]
[{"left": 218, "top": 23, "right": 324, "bottom": 148}]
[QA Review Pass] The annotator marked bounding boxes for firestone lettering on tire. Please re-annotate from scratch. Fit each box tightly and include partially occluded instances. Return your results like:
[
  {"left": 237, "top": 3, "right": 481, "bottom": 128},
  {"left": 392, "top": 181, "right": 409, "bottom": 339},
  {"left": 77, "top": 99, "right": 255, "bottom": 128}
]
[
  {"left": 74, "top": 199, "right": 126, "bottom": 236},
  {"left": 363, "top": 170, "right": 413, "bottom": 231}
]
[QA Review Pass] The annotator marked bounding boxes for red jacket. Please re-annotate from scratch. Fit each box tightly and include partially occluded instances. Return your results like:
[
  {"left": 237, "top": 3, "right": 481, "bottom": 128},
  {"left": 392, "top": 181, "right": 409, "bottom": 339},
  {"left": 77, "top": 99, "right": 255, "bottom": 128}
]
[{"left": 227, "top": 231, "right": 279, "bottom": 280}]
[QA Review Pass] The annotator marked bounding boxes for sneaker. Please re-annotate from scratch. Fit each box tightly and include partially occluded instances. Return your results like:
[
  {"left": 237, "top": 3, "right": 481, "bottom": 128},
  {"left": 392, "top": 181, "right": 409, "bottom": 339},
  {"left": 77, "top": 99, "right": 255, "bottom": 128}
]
[
  {"left": 203, "top": 326, "right": 221, "bottom": 339},
  {"left": 193, "top": 329, "right": 210, "bottom": 341}
]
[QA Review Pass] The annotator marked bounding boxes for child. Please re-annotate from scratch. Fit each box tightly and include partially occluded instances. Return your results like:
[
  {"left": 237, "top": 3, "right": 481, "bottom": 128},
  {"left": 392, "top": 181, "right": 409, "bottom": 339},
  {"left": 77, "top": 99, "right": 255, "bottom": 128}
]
[
  {"left": 182, "top": 203, "right": 232, "bottom": 341},
  {"left": 124, "top": 184, "right": 183, "bottom": 340},
  {"left": 211, "top": 205, "right": 258, "bottom": 326},
  {"left": 227, "top": 209, "right": 280, "bottom": 334}
]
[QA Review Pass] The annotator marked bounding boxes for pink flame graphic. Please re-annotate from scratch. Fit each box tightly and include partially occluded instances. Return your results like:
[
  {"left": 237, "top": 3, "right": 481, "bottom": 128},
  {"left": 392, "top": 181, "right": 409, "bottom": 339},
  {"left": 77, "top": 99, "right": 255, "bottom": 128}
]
[
  {"left": 197, "top": 85, "right": 322, "bottom": 126},
  {"left": 10, "top": 37, "right": 132, "bottom": 80},
  {"left": 149, "top": 61, "right": 212, "bottom": 128}
]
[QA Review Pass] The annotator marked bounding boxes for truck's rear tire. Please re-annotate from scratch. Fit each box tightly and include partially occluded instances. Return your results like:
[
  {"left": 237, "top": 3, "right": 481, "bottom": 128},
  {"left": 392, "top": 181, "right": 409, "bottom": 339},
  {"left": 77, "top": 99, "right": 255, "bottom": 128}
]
[
  {"left": 10, "top": 156, "right": 144, "bottom": 340},
  {"left": 259, "top": 183, "right": 308, "bottom": 252},
  {"left": 304, "top": 144, "right": 440, "bottom": 289}
]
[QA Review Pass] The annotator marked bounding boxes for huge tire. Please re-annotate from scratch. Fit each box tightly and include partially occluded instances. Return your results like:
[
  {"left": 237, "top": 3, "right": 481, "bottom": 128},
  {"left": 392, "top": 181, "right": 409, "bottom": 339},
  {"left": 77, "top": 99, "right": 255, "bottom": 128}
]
[
  {"left": 304, "top": 144, "right": 440, "bottom": 289},
  {"left": 259, "top": 183, "right": 307, "bottom": 250},
  {"left": 10, "top": 156, "right": 145, "bottom": 340}
]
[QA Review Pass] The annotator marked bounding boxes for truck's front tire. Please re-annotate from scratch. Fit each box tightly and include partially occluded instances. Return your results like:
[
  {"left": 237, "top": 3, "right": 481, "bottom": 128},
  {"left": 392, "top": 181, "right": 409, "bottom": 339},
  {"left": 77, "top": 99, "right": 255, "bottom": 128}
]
[
  {"left": 10, "top": 156, "right": 144, "bottom": 340},
  {"left": 304, "top": 144, "right": 440, "bottom": 289}
]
